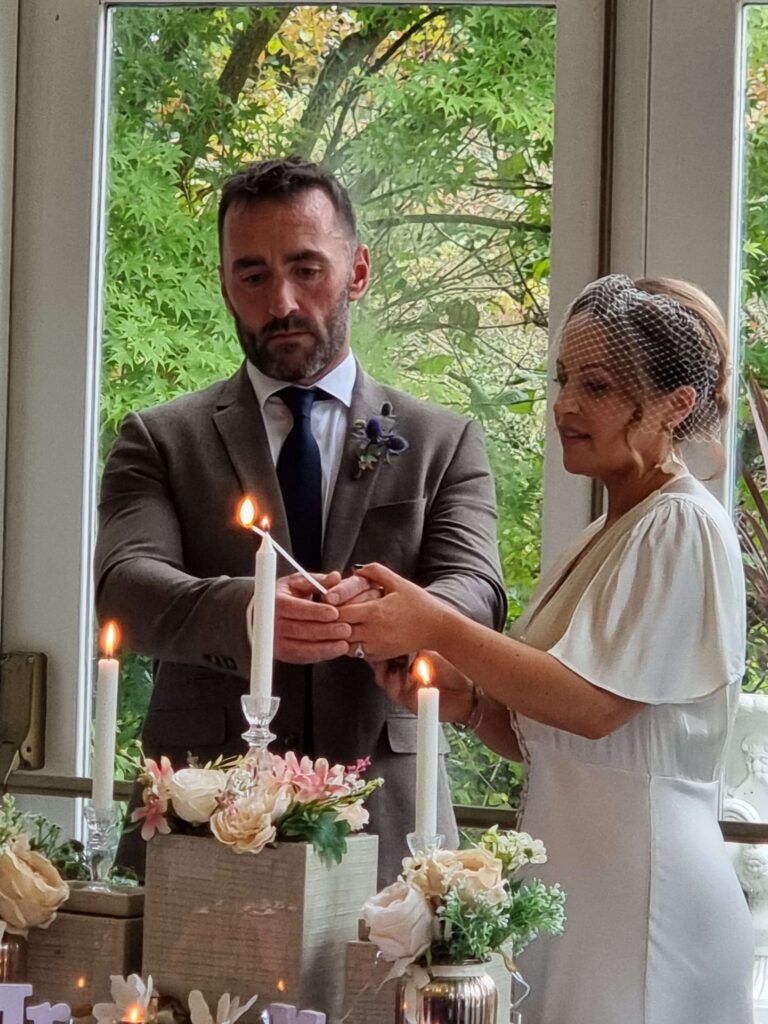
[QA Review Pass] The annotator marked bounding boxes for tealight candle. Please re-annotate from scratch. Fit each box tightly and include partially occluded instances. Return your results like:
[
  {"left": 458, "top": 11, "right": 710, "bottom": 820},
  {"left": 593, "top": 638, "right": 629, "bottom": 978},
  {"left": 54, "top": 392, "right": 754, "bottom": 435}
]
[
  {"left": 413, "top": 656, "right": 439, "bottom": 837},
  {"left": 92, "top": 622, "right": 120, "bottom": 812}
]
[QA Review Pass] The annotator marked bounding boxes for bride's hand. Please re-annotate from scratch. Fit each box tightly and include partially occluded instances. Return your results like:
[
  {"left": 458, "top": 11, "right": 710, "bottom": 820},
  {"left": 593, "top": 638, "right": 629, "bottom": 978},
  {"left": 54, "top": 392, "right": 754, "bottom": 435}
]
[
  {"left": 336, "top": 563, "right": 448, "bottom": 660},
  {"left": 371, "top": 651, "right": 475, "bottom": 725}
]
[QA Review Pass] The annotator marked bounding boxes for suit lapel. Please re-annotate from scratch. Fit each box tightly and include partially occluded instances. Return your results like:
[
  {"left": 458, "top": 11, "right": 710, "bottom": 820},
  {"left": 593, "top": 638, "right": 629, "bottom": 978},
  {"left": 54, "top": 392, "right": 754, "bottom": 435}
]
[
  {"left": 212, "top": 365, "right": 292, "bottom": 557},
  {"left": 322, "top": 369, "right": 389, "bottom": 571}
]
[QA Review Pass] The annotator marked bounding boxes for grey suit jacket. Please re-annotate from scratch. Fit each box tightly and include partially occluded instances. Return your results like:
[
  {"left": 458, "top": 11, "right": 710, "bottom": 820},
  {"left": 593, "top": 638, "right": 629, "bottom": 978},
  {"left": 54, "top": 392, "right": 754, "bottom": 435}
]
[{"left": 95, "top": 362, "right": 506, "bottom": 883}]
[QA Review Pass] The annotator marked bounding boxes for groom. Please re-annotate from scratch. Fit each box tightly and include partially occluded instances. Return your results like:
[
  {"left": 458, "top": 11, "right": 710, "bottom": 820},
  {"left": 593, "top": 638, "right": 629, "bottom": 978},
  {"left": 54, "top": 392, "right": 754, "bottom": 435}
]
[{"left": 95, "top": 156, "right": 506, "bottom": 884}]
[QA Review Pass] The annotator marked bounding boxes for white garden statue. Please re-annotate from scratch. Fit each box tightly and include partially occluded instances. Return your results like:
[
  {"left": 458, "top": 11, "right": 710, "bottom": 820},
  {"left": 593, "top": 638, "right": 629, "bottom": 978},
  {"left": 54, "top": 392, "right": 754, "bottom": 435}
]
[{"left": 723, "top": 692, "right": 768, "bottom": 1022}]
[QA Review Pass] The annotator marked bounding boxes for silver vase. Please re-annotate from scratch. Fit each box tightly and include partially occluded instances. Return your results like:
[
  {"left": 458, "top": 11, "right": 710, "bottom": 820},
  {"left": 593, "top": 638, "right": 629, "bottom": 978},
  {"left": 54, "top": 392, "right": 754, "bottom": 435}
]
[
  {"left": 396, "top": 961, "right": 498, "bottom": 1024},
  {"left": 0, "top": 932, "right": 27, "bottom": 981}
]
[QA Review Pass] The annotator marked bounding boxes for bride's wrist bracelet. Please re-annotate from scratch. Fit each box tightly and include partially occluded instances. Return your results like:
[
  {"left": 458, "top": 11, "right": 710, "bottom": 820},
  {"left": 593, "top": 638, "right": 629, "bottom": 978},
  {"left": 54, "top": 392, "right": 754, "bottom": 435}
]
[{"left": 459, "top": 683, "right": 485, "bottom": 733}]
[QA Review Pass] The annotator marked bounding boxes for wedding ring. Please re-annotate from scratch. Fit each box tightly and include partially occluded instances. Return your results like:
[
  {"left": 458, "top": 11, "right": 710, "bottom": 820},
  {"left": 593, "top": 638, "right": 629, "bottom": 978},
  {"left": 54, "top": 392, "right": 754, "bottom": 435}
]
[{"left": 354, "top": 643, "right": 365, "bottom": 659}]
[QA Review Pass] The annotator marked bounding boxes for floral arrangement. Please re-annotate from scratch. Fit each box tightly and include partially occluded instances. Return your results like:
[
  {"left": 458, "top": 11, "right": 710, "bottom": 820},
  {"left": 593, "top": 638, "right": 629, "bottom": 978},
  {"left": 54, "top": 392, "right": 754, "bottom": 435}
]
[
  {"left": 0, "top": 795, "right": 69, "bottom": 940},
  {"left": 93, "top": 975, "right": 258, "bottom": 1024},
  {"left": 132, "top": 752, "right": 382, "bottom": 865},
  {"left": 351, "top": 402, "right": 409, "bottom": 476},
  {"left": 363, "top": 827, "right": 565, "bottom": 969}
]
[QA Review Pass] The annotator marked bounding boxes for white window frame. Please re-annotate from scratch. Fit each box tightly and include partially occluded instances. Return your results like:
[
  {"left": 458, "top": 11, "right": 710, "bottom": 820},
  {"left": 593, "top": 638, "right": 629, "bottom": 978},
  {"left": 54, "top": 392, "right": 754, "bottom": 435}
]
[
  {"left": 2, "top": 0, "right": 609, "bottom": 810},
  {"left": 610, "top": 0, "right": 745, "bottom": 508}
]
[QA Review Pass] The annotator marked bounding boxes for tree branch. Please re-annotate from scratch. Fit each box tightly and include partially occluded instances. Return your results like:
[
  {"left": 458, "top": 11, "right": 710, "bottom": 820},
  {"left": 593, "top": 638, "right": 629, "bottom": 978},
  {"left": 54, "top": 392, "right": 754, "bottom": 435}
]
[
  {"left": 369, "top": 213, "right": 551, "bottom": 233},
  {"left": 218, "top": 8, "right": 293, "bottom": 101},
  {"left": 292, "top": 19, "right": 393, "bottom": 158}
]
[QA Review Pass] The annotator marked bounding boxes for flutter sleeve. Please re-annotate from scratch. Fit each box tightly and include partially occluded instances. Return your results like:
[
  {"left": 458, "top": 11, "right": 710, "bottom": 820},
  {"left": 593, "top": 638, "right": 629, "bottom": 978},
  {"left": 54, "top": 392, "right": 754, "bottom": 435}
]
[{"left": 547, "top": 496, "right": 746, "bottom": 703}]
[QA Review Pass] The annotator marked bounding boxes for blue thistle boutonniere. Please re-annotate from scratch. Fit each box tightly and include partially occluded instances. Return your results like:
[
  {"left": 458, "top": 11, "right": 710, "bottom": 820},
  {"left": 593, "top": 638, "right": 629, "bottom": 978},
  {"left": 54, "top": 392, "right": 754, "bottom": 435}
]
[{"left": 351, "top": 401, "right": 410, "bottom": 478}]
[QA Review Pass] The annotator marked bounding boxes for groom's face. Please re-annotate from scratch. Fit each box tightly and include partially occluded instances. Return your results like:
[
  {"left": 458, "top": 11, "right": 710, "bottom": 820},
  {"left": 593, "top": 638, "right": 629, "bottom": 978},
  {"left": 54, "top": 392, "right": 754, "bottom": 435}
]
[{"left": 219, "top": 188, "right": 370, "bottom": 384}]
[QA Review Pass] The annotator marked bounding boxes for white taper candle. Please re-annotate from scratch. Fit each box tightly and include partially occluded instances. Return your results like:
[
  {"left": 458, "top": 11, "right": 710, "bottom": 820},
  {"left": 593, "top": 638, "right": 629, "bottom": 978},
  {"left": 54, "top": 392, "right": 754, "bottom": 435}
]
[
  {"left": 92, "top": 622, "right": 120, "bottom": 812},
  {"left": 250, "top": 528, "right": 277, "bottom": 698},
  {"left": 413, "top": 657, "right": 439, "bottom": 837}
]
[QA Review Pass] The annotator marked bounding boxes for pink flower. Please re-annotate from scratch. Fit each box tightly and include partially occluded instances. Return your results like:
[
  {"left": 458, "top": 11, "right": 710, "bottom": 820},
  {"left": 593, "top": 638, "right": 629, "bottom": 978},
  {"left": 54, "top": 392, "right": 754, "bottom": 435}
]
[
  {"left": 142, "top": 756, "right": 174, "bottom": 810},
  {"left": 346, "top": 757, "right": 371, "bottom": 776},
  {"left": 293, "top": 758, "right": 350, "bottom": 801},
  {"left": 271, "top": 752, "right": 350, "bottom": 801},
  {"left": 131, "top": 792, "right": 171, "bottom": 841}
]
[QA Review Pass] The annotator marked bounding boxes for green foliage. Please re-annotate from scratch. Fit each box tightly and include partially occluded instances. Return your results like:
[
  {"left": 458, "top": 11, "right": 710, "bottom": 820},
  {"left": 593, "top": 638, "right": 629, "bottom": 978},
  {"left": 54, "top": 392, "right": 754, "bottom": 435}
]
[
  {"left": 0, "top": 795, "right": 136, "bottom": 883},
  {"left": 446, "top": 727, "right": 523, "bottom": 810},
  {"left": 434, "top": 879, "right": 565, "bottom": 962},
  {"left": 277, "top": 805, "right": 351, "bottom": 866},
  {"left": 102, "top": 5, "right": 557, "bottom": 807},
  {"left": 732, "top": 13, "right": 768, "bottom": 691}
]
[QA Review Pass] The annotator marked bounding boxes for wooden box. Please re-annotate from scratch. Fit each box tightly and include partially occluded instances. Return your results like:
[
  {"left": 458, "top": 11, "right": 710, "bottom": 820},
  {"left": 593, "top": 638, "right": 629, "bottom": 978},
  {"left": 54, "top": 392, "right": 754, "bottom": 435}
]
[
  {"left": 142, "top": 834, "right": 378, "bottom": 1021},
  {"left": 26, "top": 886, "right": 144, "bottom": 1006},
  {"left": 342, "top": 940, "right": 512, "bottom": 1024}
]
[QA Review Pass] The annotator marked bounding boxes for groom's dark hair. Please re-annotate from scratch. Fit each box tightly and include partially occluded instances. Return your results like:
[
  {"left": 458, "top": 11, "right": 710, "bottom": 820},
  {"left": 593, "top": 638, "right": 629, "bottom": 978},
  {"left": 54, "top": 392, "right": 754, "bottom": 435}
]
[{"left": 218, "top": 155, "right": 358, "bottom": 254}]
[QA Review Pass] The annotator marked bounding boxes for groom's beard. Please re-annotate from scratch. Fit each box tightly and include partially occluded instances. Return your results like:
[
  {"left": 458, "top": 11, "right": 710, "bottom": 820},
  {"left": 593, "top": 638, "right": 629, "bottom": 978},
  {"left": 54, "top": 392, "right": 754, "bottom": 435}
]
[{"left": 236, "top": 286, "right": 350, "bottom": 382}]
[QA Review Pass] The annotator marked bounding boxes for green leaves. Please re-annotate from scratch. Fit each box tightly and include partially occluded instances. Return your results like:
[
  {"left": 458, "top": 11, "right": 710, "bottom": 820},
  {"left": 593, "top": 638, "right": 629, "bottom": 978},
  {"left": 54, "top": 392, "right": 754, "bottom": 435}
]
[{"left": 278, "top": 806, "right": 351, "bottom": 866}]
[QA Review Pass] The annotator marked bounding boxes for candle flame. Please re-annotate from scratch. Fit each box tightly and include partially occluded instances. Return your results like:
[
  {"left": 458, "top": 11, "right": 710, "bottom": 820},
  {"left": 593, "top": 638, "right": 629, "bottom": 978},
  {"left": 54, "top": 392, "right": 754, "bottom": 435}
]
[
  {"left": 277, "top": 978, "right": 286, "bottom": 993},
  {"left": 238, "top": 496, "right": 256, "bottom": 528},
  {"left": 260, "top": 516, "right": 270, "bottom": 531},
  {"left": 413, "top": 656, "right": 433, "bottom": 687},
  {"left": 126, "top": 1007, "right": 144, "bottom": 1024},
  {"left": 100, "top": 621, "right": 120, "bottom": 658},
  {"left": 76, "top": 976, "right": 87, "bottom": 990}
]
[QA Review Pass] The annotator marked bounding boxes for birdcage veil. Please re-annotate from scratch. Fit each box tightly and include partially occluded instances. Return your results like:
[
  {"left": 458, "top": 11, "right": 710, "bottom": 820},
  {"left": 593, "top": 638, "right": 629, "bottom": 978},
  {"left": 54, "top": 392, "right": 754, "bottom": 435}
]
[{"left": 557, "top": 274, "right": 726, "bottom": 450}]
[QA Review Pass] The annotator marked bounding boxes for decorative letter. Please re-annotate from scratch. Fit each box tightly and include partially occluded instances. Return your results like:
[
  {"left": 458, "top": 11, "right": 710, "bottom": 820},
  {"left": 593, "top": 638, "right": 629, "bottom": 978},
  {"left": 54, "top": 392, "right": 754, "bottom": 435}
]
[
  {"left": 266, "top": 1007, "right": 296, "bottom": 1024},
  {"left": 0, "top": 984, "right": 32, "bottom": 1024},
  {"left": 26, "top": 1004, "right": 70, "bottom": 1024}
]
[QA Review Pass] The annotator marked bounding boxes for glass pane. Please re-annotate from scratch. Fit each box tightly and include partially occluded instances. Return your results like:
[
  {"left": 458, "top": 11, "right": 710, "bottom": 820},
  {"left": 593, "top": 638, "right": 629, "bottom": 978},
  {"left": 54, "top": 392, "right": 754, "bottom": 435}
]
[
  {"left": 730, "top": 7, "right": 768, "bottom": 1017},
  {"left": 100, "top": 4, "right": 556, "bottom": 810}
]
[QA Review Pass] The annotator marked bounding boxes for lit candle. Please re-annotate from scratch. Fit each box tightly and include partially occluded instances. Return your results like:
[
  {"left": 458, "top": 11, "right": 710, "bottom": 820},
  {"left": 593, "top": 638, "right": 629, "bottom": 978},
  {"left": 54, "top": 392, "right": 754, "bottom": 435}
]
[
  {"left": 239, "top": 499, "right": 277, "bottom": 699},
  {"left": 237, "top": 497, "right": 327, "bottom": 595},
  {"left": 413, "top": 656, "right": 439, "bottom": 838},
  {"left": 122, "top": 1006, "right": 145, "bottom": 1024},
  {"left": 92, "top": 621, "right": 120, "bottom": 812}
]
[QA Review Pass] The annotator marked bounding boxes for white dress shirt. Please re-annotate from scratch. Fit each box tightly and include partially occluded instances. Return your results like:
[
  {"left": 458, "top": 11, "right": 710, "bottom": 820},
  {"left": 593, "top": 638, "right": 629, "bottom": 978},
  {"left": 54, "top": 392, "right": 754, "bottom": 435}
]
[{"left": 246, "top": 351, "right": 357, "bottom": 533}]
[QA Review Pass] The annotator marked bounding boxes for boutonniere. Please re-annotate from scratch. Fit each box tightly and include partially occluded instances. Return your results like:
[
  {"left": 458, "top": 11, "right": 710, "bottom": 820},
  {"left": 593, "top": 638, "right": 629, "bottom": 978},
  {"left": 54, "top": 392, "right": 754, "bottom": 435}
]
[{"left": 351, "top": 402, "right": 410, "bottom": 478}]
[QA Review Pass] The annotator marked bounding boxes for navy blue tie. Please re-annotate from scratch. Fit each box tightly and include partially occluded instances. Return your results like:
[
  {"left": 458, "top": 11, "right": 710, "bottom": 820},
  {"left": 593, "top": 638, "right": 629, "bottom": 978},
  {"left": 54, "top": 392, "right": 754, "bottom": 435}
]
[{"left": 276, "top": 387, "right": 327, "bottom": 572}]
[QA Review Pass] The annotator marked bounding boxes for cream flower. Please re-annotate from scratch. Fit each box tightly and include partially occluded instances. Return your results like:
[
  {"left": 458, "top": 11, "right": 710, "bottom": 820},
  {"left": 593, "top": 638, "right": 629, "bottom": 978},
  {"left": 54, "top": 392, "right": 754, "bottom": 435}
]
[
  {"left": 0, "top": 835, "right": 69, "bottom": 937},
  {"left": 335, "top": 800, "right": 369, "bottom": 832},
  {"left": 403, "top": 848, "right": 506, "bottom": 906},
  {"left": 481, "top": 826, "right": 548, "bottom": 871},
  {"left": 210, "top": 783, "right": 290, "bottom": 854},
  {"left": 92, "top": 974, "right": 155, "bottom": 1024},
  {"left": 363, "top": 880, "right": 435, "bottom": 962},
  {"left": 188, "top": 989, "right": 258, "bottom": 1024},
  {"left": 444, "top": 847, "right": 506, "bottom": 905},
  {"left": 170, "top": 768, "right": 229, "bottom": 825}
]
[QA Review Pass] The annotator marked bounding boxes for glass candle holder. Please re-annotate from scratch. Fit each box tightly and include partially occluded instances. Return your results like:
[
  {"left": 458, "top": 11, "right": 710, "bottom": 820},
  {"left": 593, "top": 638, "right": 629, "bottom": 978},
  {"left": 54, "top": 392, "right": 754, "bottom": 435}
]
[
  {"left": 82, "top": 801, "right": 121, "bottom": 890},
  {"left": 241, "top": 694, "right": 281, "bottom": 768},
  {"left": 406, "top": 832, "right": 445, "bottom": 856}
]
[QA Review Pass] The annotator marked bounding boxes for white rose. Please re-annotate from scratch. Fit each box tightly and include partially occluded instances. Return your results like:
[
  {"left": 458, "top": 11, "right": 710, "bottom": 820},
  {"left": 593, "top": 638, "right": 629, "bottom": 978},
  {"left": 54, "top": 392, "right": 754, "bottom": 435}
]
[
  {"left": 335, "top": 801, "right": 369, "bottom": 832},
  {"left": 170, "top": 769, "right": 229, "bottom": 824},
  {"left": 363, "top": 880, "right": 434, "bottom": 962}
]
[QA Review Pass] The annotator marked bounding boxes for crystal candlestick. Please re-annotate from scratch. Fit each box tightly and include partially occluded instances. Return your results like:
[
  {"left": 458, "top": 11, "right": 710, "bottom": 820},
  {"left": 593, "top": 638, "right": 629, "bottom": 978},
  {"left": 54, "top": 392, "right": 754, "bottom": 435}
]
[
  {"left": 241, "top": 694, "right": 280, "bottom": 767},
  {"left": 83, "top": 801, "right": 121, "bottom": 890},
  {"left": 406, "top": 832, "right": 445, "bottom": 856}
]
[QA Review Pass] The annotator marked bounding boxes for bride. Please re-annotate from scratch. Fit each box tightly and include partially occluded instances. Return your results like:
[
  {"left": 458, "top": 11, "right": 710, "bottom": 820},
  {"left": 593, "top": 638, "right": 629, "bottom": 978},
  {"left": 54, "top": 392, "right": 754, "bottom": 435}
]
[{"left": 336, "top": 275, "right": 754, "bottom": 1024}]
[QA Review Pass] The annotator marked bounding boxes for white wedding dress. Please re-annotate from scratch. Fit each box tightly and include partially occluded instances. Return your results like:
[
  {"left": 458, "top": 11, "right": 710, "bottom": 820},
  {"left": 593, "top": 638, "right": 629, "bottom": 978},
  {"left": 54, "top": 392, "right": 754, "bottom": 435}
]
[{"left": 512, "top": 474, "right": 754, "bottom": 1024}]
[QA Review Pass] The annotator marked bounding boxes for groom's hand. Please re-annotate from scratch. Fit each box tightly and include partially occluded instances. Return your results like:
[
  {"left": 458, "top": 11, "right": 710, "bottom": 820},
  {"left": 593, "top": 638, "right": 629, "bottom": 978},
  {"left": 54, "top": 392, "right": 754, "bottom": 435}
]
[
  {"left": 273, "top": 571, "right": 352, "bottom": 664},
  {"left": 323, "top": 573, "right": 382, "bottom": 608}
]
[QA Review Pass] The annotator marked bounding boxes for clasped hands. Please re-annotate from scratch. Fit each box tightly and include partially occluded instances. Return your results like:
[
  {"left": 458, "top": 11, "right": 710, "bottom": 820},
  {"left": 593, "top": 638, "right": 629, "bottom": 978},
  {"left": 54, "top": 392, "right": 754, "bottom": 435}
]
[
  {"left": 273, "top": 569, "right": 382, "bottom": 664},
  {"left": 274, "top": 565, "right": 475, "bottom": 724}
]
